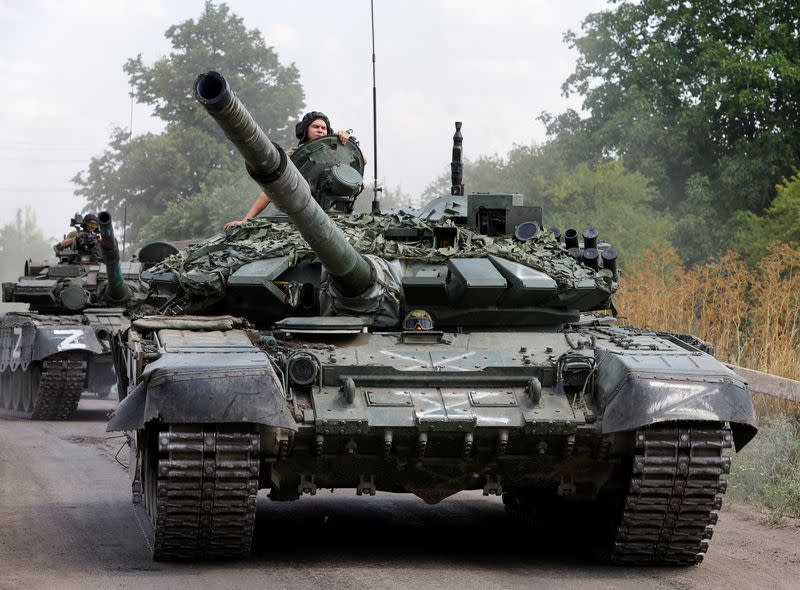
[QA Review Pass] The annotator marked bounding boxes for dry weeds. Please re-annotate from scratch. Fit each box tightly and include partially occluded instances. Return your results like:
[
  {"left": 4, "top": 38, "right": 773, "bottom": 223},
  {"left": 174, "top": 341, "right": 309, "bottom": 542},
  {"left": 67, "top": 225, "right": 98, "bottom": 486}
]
[{"left": 615, "top": 242, "right": 800, "bottom": 417}]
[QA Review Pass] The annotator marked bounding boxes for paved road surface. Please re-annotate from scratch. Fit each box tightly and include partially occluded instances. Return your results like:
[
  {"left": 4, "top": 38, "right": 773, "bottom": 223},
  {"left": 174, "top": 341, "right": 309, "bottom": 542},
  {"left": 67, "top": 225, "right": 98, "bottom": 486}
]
[{"left": 2, "top": 400, "right": 799, "bottom": 590}]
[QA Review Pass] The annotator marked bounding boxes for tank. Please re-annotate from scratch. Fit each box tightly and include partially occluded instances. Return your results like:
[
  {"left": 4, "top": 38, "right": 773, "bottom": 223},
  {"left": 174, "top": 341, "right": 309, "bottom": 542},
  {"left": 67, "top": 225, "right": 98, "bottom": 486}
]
[
  {"left": 106, "top": 71, "right": 758, "bottom": 563},
  {"left": 0, "top": 212, "right": 175, "bottom": 419}
]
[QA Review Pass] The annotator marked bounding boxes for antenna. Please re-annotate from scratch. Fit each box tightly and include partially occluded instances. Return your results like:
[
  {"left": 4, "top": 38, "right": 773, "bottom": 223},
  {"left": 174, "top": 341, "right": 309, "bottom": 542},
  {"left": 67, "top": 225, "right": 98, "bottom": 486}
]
[
  {"left": 370, "top": 0, "right": 381, "bottom": 214},
  {"left": 125, "top": 85, "right": 133, "bottom": 258}
]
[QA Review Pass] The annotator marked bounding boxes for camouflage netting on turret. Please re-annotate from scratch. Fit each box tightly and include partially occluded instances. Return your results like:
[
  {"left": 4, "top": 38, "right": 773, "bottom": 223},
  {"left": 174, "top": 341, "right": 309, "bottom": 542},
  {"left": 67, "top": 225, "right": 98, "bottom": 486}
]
[{"left": 147, "top": 214, "right": 617, "bottom": 300}]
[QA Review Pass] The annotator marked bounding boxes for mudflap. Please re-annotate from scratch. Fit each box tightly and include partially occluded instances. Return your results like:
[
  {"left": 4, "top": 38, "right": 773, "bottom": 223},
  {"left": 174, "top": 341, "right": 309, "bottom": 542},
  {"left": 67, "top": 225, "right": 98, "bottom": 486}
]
[
  {"left": 107, "top": 351, "right": 297, "bottom": 432},
  {"left": 33, "top": 325, "right": 103, "bottom": 361},
  {"left": 601, "top": 373, "right": 757, "bottom": 450}
]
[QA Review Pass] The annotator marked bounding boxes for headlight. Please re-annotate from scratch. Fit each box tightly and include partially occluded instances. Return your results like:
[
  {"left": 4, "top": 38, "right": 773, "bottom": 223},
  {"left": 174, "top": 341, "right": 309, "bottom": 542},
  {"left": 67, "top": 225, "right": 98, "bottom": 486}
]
[{"left": 288, "top": 354, "right": 318, "bottom": 386}]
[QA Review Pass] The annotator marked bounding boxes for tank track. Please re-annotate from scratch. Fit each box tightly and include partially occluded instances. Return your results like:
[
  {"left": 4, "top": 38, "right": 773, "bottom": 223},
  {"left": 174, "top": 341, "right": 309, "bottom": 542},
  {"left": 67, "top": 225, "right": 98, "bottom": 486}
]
[
  {"left": 611, "top": 425, "right": 733, "bottom": 565},
  {"left": 0, "top": 353, "right": 87, "bottom": 420},
  {"left": 141, "top": 428, "right": 260, "bottom": 560}
]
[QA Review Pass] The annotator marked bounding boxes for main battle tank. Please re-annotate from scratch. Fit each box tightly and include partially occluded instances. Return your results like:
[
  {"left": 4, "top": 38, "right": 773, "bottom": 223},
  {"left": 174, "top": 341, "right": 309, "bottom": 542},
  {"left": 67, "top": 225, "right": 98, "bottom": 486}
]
[
  {"left": 0, "top": 213, "right": 174, "bottom": 419},
  {"left": 107, "top": 71, "right": 758, "bottom": 564}
]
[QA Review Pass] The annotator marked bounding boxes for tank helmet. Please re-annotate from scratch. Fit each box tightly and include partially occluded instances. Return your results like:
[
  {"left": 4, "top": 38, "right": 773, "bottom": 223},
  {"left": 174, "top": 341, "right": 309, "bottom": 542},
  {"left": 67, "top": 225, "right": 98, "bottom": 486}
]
[
  {"left": 403, "top": 309, "right": 434, "bottom": 331},
  {"left": 81, "top": 213, "right": 99, "bottom": 231},
  {"left": 295, "top": 111, "right": 332, "bottom": 142}
]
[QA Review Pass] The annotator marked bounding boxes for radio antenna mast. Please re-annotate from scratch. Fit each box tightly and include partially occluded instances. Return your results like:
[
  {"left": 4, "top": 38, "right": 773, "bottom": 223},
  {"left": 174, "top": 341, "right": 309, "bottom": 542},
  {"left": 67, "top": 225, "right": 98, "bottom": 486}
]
[{"left": 370, "top": 0, "right": 381, "bottom": 214}]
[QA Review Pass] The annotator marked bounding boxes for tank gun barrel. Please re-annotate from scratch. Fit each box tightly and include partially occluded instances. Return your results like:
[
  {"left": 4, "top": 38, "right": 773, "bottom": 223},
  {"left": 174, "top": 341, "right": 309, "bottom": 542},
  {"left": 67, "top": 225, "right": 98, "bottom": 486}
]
[
  {"left": 193, "top": 71, "right": 373, "bottom": 297},
  {"left": 98, "top": 211, "right": 129, "bottom": 302}
]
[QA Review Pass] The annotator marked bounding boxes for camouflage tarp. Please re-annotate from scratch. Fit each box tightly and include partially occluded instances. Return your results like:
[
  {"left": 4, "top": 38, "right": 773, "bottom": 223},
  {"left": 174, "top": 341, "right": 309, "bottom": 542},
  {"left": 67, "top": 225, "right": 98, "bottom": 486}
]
[{"left": 147, "top": 213, "right": 617, "bottom": 300}]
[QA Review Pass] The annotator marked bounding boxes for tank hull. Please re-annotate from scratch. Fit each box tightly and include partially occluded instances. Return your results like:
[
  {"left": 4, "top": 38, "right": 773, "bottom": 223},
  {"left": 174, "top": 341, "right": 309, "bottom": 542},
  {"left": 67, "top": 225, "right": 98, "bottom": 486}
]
[{"left": 109, "top": 317, "right": 755, "bottom": 563}]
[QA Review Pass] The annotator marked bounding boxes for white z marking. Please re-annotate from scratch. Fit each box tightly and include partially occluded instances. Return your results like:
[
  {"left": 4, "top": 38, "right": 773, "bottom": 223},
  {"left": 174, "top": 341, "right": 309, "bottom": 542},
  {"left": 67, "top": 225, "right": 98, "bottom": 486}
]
[
  {"left": 12, "top": 327, "right": 23, "bottom": 359},
  {"left": 54, "top": 329, "right": 88, "bottom": 351}
]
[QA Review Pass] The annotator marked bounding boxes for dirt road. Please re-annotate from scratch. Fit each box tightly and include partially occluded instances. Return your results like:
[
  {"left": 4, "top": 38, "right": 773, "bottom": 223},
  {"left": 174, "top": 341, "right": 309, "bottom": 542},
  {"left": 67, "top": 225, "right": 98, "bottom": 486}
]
[{"left": 1, "top": 401, "right": 798, "bottom": 590}]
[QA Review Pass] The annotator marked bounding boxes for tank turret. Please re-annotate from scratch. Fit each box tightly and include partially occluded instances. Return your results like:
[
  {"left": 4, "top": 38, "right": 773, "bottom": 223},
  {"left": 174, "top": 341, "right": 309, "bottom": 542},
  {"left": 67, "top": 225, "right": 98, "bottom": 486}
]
[{"left": 194, "top": 71, "right": 372, "bottom": 298}]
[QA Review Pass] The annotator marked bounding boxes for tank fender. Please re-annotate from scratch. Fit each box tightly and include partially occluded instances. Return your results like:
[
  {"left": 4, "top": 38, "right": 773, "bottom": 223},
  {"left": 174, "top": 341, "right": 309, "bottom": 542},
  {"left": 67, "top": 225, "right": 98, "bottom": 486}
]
[
  {"left": 106, "top": 351, "right": 297, "bottom": 432},
  {"left": 596, "top": 348, "right": 758, "bottom": 450},
  {"left": 33, "top": 325, "right": 102, "bottom": 361},
  {"left": 107, "top": 381, "right": 147, "bottom": 430}
]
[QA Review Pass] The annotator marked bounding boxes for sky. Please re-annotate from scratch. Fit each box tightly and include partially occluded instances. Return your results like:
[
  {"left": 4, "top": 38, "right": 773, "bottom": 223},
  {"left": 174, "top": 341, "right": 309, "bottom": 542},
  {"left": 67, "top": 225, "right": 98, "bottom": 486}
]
[{"left": 0, "top": 0, "right": 610, "bottom": 241}]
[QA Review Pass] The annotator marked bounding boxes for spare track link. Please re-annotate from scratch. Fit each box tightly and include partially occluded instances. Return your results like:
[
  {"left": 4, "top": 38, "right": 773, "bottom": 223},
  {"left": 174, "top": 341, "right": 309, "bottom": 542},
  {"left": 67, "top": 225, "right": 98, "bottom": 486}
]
[
  {"left": 152, "top": 428, "right": 261, "bottom": 560},
  {"left": 32, "top": 355, "right": 88, "bottom": 420},
  {"left": 611, "top": 425, "right": 733, "bottom": 565}
]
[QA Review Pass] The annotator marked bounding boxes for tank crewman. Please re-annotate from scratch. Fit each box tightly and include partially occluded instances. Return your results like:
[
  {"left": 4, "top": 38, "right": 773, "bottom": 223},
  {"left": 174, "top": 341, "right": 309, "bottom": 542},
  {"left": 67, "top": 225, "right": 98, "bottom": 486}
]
[
  {"left": 55, "top": 213, "right": 102, "bottom": 251},
  {"left": 223, "top": 111, "right": 361, "bottom": 232},
  {"left": 402, "top": 309, "right": 434, "bottom": 331}
]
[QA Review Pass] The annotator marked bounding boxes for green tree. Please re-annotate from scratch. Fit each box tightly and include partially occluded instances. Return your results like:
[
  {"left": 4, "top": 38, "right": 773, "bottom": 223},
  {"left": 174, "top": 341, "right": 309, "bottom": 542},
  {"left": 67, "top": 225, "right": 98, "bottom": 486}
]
[
  {"left": 542, "top": 0, "right": 800, "bottom": 261},
  {"left": 72, "top": 1, "right": 304, "bottom": 245},
  {"left": 735, "top": 172, "right": 800, "bottom": 263},
  {"left": 544, "top": 160, "right": 674, "bottom": 260},
  {"left": 136, "top": 168, "right": 257, "bottom": 243},
  {"left": 124, "top": 1, "right": 302, "bottom": 141},
  {"left": 422, "top": 151, "right": 539, "bottom": 201},
  {"left": 0, "top": 208, "right": 55, "bottom": 283},
  {"left": 74, "top": 126, "right": 238, "bottom": 241},
  {"left": 422, "top": 141, "right": 673, "bottom": 261}
]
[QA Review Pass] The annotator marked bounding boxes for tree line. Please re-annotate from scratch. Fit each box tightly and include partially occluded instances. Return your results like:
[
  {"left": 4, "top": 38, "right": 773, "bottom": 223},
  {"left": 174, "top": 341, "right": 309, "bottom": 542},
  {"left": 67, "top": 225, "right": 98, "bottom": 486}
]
[
  {"left": 425, "top": 0, "right": 800, "bottom": 264},
  {"left": 4, "top": 0, "right": 798, "bottom": 267}
]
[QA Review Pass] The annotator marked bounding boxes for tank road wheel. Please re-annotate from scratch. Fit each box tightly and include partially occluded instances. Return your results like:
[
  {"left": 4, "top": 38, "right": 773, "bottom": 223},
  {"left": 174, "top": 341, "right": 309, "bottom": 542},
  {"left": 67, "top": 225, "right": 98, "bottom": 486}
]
[
  {"left": 139, "top": 425, "right": 261, "bottom": 560},
  {"left": 610, "top": 425, "right": 733, "bottom": 566}
]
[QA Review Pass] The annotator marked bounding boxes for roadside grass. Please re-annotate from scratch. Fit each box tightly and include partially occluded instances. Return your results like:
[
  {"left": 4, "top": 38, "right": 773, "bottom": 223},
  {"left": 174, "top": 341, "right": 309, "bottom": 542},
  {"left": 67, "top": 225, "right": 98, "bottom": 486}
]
[
  {"left": 727, "top": 417, "right": 800, "bottom": 521},
  {"left": 614, "top": 243, "right": 800, "bottom": 519}
]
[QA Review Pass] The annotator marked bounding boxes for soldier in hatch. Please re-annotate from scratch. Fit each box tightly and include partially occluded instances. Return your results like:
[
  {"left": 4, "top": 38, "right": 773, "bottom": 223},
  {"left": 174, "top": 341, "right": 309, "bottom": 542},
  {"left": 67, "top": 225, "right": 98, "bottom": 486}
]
[
  {"left": 55, "top": 213, "right": 102, "bottom": 253},
  {"left": 403, "top": 309, "right": 434, "bottom": 331},
  {"left": 222, "top": 111, "right": 359, "bottom": 232}
]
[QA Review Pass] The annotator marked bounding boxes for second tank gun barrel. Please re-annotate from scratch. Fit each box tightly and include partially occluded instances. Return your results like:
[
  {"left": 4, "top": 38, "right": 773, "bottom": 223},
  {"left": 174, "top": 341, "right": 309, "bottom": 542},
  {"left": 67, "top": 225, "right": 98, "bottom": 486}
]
[
  {"left": 193, "top": 70, "right": 373, "bottom": 297},
  {"left": 98, "top": 211, "right": 129, "bottom": 302}
]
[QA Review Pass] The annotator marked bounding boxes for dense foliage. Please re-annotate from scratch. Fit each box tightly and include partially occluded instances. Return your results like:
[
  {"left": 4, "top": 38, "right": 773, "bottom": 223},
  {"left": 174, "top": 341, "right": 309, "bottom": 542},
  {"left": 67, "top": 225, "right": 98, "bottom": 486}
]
[
  {"left": 72, "top": 2, "right": 304, "bottom": 245},
  {"left": 422, "top": 142, "right": 674, "bottom": 260},
  {"left": 541, "top": 0, "right": 800, "bottom": 264},
  {"left": 69, "top": 1, "right": 800, "bottom": 265},
  {"left": 735, "top": 172, "right": 800, "bottom": 263}
]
